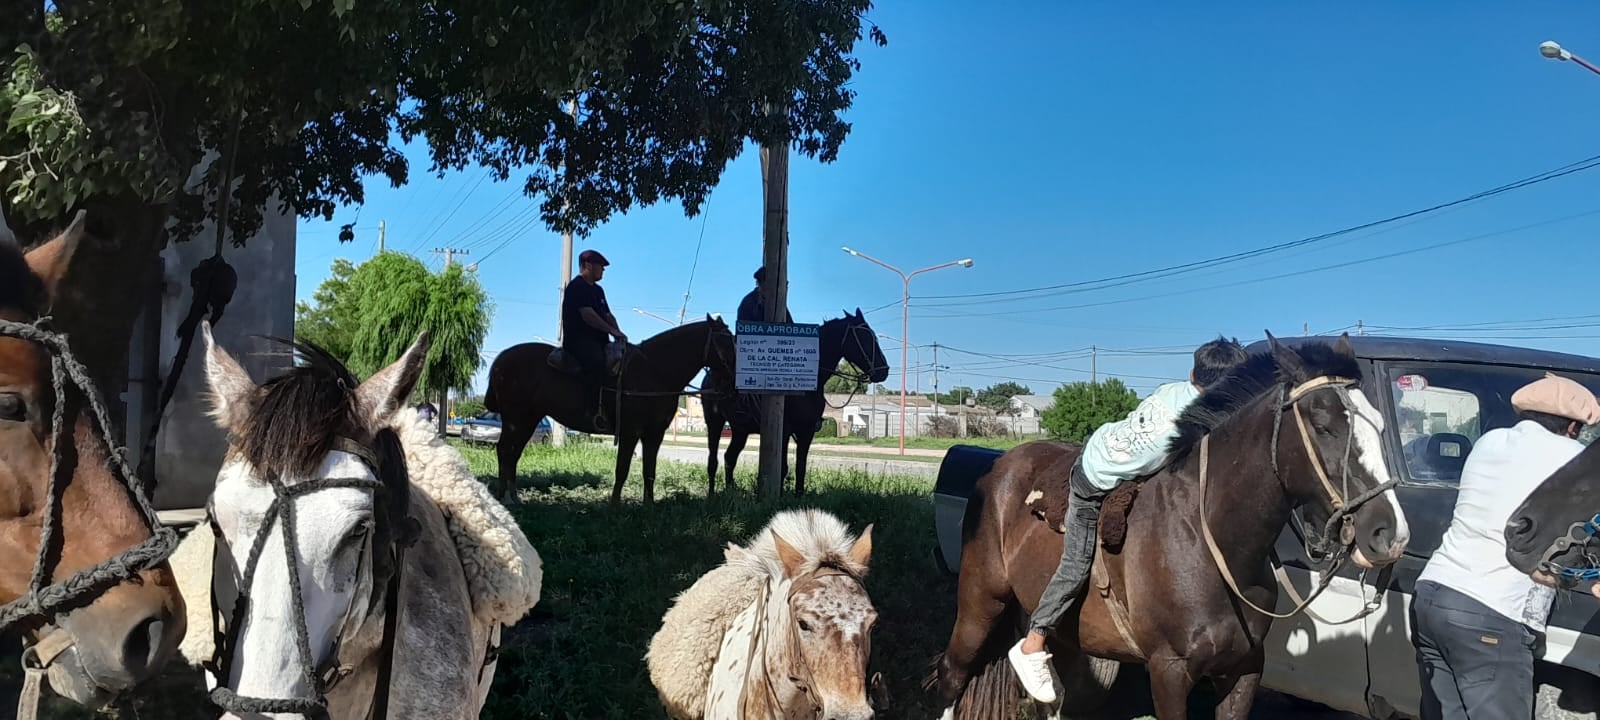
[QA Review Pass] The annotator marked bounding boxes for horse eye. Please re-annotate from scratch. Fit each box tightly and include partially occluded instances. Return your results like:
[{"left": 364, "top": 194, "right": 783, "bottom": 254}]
[
  {"left": 798, "top": 619, "right": 814, "bottom": 633},
  {"left": 0, "top": 393, "right": 24, "bottom": 422}
]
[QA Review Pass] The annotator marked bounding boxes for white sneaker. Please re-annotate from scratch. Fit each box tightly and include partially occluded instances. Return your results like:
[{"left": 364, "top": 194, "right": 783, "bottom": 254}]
[{"left": 1007, "top": 638, "right": 1057, "bottom": 704}]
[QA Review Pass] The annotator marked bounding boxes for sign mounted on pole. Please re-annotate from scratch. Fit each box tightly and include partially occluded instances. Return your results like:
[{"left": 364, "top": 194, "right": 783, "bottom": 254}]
[{"left": 736, "top": 321, "right": 821, "bottom": 393}]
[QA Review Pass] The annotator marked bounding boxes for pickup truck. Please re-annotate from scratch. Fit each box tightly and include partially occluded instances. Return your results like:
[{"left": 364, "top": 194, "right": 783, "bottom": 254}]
[{"left": 931, "top": 335, "right": 1600, "bottom": 719}]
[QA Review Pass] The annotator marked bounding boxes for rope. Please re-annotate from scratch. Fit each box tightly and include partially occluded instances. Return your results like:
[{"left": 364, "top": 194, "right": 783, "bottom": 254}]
[{"left": 0, "top": 318, "right": 178, "bottom": 631}]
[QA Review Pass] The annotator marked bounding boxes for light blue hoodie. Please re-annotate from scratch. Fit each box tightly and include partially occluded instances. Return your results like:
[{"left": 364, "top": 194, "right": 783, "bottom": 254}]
[{"left": 1078, "top": 381, "right": 1201, "bottom": 491}]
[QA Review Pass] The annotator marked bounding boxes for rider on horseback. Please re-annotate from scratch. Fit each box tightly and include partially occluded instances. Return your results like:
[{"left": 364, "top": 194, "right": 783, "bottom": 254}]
[
  {"left": 1009, "top": 336, "right": 1248, "bottom": 704},
  {"left": 737, "top": 266, "right": 793, "bottom": 324},
  {"left": 562, "top": 249, "right": 628, "bottom": 431}
]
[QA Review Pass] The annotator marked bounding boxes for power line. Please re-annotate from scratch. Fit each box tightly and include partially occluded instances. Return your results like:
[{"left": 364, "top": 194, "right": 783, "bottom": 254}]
[
  {"left": 915, "top": 207, "right": 1600, "bottom": 320},
  {"left": 915, "top": 153, "right": 1600, "bottom": 303}
]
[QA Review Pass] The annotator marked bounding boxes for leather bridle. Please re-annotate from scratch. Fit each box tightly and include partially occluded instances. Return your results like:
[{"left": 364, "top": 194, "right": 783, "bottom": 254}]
[
  {"left": 1199, "top": 375, "right": 1400, "bottom": 623},
  {"left": 205, "top": 437, "right": 416, "bottom": 719}
]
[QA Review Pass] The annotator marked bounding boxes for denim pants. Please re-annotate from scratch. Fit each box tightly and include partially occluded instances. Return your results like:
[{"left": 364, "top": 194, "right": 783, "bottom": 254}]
[
  {"left": 1411, "top": 580, "right": 1537, "bottom": 720},
  {"left": 1030, "top": 459, "right": 1108, "bottom": 636}
]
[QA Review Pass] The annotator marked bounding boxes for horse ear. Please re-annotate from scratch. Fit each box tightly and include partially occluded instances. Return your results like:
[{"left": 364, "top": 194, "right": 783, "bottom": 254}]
[
  {"left": 848, "top": 523, "right": 874, "bottom": 573},
  {"left": 357, "top": 331, "right": 431, "bottom": 424},
  {"left": 199, "top": 320, "right": 256, "bottom": 432},
  {"left": 22, "top": 210, "right": 87, "bottom": 301},
  {"left": 1265, "top": 329, "right": 1306, "bottom": 379},
  {"left": 854, "top": 307, "right": 864, "bottom": 319},
  {"left": 1334, "top": 332, "right": 1356, "bottom": 359},
  {"left": 772, "top": 530, "right": 807, "bottom": 579}
]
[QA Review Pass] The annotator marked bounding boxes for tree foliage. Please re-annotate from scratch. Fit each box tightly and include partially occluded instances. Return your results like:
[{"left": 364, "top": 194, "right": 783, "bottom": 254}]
[
  {"left": 823, "top": 360, "right": 868, "bottom": 393},
  {"left": 0, "top": 0, "right": 886, "bottom": 396},
  {"left": 294, "top": 257, "right": 358, "bottom": 364},
  {"left": 1040, "top": 378, "right": 1140, "bottom": 442},
  {"left": 976, "top": 381, "right": 1032, "bottom": 414}
]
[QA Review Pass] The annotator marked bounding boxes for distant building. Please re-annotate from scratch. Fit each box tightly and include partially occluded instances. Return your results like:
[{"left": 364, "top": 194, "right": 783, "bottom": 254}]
[{"left": 1008, "top": 394, "right": 1056, "bottom": 418}]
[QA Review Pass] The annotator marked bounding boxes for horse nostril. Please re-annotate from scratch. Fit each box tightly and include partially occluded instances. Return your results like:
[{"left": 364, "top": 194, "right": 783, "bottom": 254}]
[{"left": 121, "top": 616, "right": 166, "bottom": 678}]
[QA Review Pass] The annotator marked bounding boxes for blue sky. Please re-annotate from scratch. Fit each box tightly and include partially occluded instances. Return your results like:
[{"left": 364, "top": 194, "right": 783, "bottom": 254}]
[{"left": 294, "top": 1, "right": 1600, "bottom": 399}]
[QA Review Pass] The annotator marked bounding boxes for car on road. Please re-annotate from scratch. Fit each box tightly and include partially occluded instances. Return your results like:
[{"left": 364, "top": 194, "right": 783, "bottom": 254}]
[
  {"left": 460, "top": 412, "right": 550, "bottom": 446},
  {"left": 931, "top": 335, "right": 1600, "bottom": 719}
]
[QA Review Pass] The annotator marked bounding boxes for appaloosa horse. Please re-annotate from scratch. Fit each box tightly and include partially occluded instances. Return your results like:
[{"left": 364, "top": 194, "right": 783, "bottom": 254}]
[
  {"left": 703, "top": 309, "right": 890, "bottom": 496},
  {"left": 0, "top": 210, "right": 186, "bottom": 711},
  {"left": 930, "top": 333, "right": 1412, "bottom": 720},
  {"left": 1506, "top": 436, "right": 1600, "bottom": 593},
  {"left": 646, "top": 508, "right": 879, "bottom": 720},
  {"left": 196, "top": 325, "right": 525, "bottom": 719}
]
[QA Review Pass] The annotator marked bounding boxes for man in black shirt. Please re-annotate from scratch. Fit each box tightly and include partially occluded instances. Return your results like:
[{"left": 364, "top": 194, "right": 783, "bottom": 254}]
[
  {"left": 737, "top": 266, "right": 792, "bottom": 324},
  {"left": 561, "top": 249, "right": 627, "bottom": 430}
]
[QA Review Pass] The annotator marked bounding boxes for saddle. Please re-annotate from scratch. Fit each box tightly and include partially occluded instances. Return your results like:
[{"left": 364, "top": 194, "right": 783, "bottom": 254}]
[
  {"left": 1023, "top": 451, "right": 1142, "bottom": 553},
  {"left": 547, "top": 343, "right": 625, "bottom": 381}
]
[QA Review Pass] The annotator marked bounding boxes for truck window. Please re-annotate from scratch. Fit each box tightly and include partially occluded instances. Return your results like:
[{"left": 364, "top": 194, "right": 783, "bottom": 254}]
[{"left": 1386, "top": 364, "right": 1600, "bottom": 485}]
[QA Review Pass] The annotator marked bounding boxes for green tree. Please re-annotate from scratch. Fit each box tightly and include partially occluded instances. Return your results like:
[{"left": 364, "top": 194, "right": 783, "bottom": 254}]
[
  {"left": 294, "top": 257, "right": 359, "bottom": 364},
  {"left": 346, "top": 252, "right": 492, "bottom": 434},
  {"left": 977, "top": 381, "right": 1033, "bottom": 414},
  {"left": 823, "top": 361, "right": 869, "bottom": 393},
  {"left": 1041, "top": 378, "right": 1140, "bottom": 442},
  {"left": 0, "top": 1, "right": 885, "bottom": 402},
  {"left": 927, "top": 385, "right": 975, "bottom": 407}
]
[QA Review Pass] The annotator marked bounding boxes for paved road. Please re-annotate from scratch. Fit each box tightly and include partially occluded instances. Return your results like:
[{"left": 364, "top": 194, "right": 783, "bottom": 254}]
[{"left": 654, "top": 443, "right": 938, "bottom": 478}]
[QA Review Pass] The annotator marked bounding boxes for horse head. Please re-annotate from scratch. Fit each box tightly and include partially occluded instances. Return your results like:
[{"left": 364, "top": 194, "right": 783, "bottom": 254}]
[
  {"left": 200, "top": 322, "right": 427, "bottom": 718},
  {"left": 837, "top": 308, "right": 890, "bottom": 385},
  {"left": 700, "top": 313, "right": 739, "bottom": 393},
  {"left": 0, "top": 211, "right": 185, "bottom": 708},
  {"left": 1505, "top": 440, "right": 1600, "bottom": 594},
  {"left": 1264, "top": 331, "right": 1410, "bottom": 569},
  {"left": 767, "top": 517, "right": 877, "bottom": 720}
]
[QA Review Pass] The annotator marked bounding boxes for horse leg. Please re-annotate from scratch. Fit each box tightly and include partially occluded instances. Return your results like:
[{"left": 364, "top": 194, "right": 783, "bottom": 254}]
[
  {"left": 495, "top": 418, "right": 538, "bottom": 502},
  {"left": 1146, "top": 655, "right": 1195, "bottom": 720},
  {"left": 793, "top": 430, "right": 814, "bottom": 497},
  {"left": 641, "top": 428, "right": 665, "bottom": 506},
  {"left": 611, "top": 429, "right": 638, "bottom": 507},
  {"left": 705, "top": 413, "right": 724, "bottom": 496},
  {"left": 723, "top": 431, "right": 750, "bottom": 492},
  {"left": 933, "top": 574, "right": 1013, "bottom": 711},
  {"left": 1212, "top": 671, "right": 1261, "bottom": 720}
]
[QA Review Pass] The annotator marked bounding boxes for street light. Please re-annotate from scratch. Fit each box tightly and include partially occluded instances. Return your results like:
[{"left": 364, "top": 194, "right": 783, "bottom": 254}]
[
  {"left": 1540, "top": 40, "right": 1600, "bottom": 77},
  {"left": 842, "top": 246, "right": 974, "bottom": 454}
]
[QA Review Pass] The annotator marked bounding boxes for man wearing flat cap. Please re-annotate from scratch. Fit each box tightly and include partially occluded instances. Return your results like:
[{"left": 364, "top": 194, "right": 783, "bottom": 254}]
[
  {"left": 1412, "top": 373, "right": 1600, "bottom": 720},
  {"left": 562, "top": 249, "right": 627, "bottom": 431}
]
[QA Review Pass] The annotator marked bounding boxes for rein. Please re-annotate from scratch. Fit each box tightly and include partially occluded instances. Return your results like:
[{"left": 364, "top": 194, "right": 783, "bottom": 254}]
[
  {"left": 205, "top": 437, "right": 415, "bottom": 719},
  {"left": 1536, "top": 513, "right": 1600, "bottom": 583},
  {"left": 0, "top": 318, "right": 180, "bottom": 717},
  {"left": 1198, "top": 375, "right": 1398, "bottom": 624}
]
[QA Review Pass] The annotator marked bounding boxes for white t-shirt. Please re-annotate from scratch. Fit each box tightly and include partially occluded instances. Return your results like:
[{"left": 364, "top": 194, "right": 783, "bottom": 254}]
[
  {"left": 1079, "top": 381, "right": 1201, "bottom": 491},
  {"left": 1417, "top": 420, "right": 1584, "bottom": 630}
]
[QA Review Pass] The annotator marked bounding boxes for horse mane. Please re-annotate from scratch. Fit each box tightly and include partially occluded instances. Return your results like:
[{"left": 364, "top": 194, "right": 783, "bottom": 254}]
[
  {"left": 1163, "top": 339, "right": 1363, "bottom": 470},
  {"left": 729, "top": 508, "right": 868, "bottom": 580}
]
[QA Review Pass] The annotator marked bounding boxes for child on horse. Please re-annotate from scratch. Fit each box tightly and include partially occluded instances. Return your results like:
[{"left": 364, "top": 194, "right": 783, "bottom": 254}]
[{"left": 1009, "top": 336, "right": 1249, "bottom": 703}]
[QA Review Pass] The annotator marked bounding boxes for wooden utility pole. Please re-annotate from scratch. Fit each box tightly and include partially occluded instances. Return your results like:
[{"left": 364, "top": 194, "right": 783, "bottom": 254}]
[
  {"left": 432, "top": 247, "right": 469, "bottom": 268},
  {"left": 550, "top": 98, "right": 579, "bottom": 448},
  {"left": 1091, "top": 344, "right": 1097, "bottom": 383},
  {"left": 378, "top": 220, "right": 386, "bottom": 252},
  {"left": 757, "top": 108, "right": 790, "bottom": 501}
]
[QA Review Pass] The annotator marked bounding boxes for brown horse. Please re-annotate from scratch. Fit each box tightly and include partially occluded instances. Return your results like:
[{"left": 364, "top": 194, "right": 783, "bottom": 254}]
[
  {"left": 1505, "top": 432, "right": 1600, "bottom": 590},
  {"left": 0, "top": 212, "right": 186, "bottom": 708},
  {"left": 702, "top": 309, "right": 890, "bottom": 496},
  {"left": 929, "top": 333, "right": 1411, "bottom": 720},
  {"left": 484, "top": 315, "right": 737, "bottom": 505}
]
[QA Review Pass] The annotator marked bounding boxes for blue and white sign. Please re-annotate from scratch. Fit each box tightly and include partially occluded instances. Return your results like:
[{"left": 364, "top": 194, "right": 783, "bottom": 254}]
[{"left": 736, "top": 321, "right": 821, "bottom": 393}]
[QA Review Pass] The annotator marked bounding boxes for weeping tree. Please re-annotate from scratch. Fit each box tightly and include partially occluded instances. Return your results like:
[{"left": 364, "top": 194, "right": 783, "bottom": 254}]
[
  {"left": 0, "top": 0, "right": 885, "bottom": 417},
  {"left": 346, "top": 252, "right": 490, "bottom": 435}
]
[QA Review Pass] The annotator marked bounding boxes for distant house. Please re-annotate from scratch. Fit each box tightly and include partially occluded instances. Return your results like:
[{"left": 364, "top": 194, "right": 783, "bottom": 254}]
[{"left": 1009, "top": 394, "right": 1055, "bottom": 418}]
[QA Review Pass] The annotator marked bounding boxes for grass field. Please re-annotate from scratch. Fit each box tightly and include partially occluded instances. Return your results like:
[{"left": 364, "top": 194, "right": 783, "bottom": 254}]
[{"left": 0, "top": 441, "right": 1337, "bottom": 719}]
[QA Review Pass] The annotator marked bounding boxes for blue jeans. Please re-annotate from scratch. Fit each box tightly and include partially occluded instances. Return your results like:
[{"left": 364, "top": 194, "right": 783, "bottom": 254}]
[
  {"left": 1411, "top": 580, "right": 1536, "bottom": 720},
  {"left": 1029, "top": 459, "right": 1107, "bottom": 636}
]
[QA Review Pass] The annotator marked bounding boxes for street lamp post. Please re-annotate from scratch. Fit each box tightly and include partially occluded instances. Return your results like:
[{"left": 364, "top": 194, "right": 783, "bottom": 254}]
[
  {"left": 1541, "top": 40, "right": 1600, "bottom": 77},
  {"left": 842, "top": 247, "right": 973, "bottom": 454}
]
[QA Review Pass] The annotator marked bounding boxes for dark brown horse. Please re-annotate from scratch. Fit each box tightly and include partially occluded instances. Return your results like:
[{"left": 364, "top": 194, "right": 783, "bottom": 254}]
[
  {"left": 930, "top": 333, "right": 1411, "bottom": 720},
  {"left": 484, "top": 315, "right": 737, "bottom": 505},
  {"left": 702, "top": 309, "right": 889, "bottom": 496},
  {"left": 0, "top": 213, "right": 186, "bottom": 708},
  {"left": 1506, "top": 434, "right": 1600, "bottom": 591}
]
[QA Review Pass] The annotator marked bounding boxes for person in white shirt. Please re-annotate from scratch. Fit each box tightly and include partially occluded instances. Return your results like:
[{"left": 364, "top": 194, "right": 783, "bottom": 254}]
[
  {"left": 1411, "top": 373, "right": 1600, "bottom": 720},
  {"left": 1008, "top": 337, "right": 1248, "bottom": 704}
]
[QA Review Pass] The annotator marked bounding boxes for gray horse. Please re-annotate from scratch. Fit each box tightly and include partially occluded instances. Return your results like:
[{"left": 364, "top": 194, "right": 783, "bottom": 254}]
[{"left": 195, "top": 324, "right": 522, "bottom": 719}]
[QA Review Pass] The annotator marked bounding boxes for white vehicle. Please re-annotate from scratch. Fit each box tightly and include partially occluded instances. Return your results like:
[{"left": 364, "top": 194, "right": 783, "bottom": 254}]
[{"left": 931, "top": 336, "right": 1600, "bottom": 719}]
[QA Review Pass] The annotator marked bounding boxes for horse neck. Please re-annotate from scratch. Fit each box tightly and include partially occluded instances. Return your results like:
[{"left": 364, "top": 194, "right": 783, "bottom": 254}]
[
  {"left": 816, "top": 322, "right": 847, "bottom": 384},
  {"left": 744, "top": 575, "right": 809, "bottom": 719},
  {"left": 1181, "top": 398, "right": 1294, "bottom": 573},
  {"left": 637, "top": 325, "right": 711, "bottom": 388}
]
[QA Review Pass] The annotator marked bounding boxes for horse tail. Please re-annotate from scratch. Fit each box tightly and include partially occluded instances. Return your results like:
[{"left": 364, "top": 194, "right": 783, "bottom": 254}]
[{"left": 921, "top": 602, "right": 1022, "bottom": 720}]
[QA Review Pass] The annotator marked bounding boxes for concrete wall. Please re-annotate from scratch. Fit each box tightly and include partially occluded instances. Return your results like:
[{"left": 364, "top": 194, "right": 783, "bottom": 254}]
[{"left": 130, "top": 202, "right": 297, "bottom": 512}]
